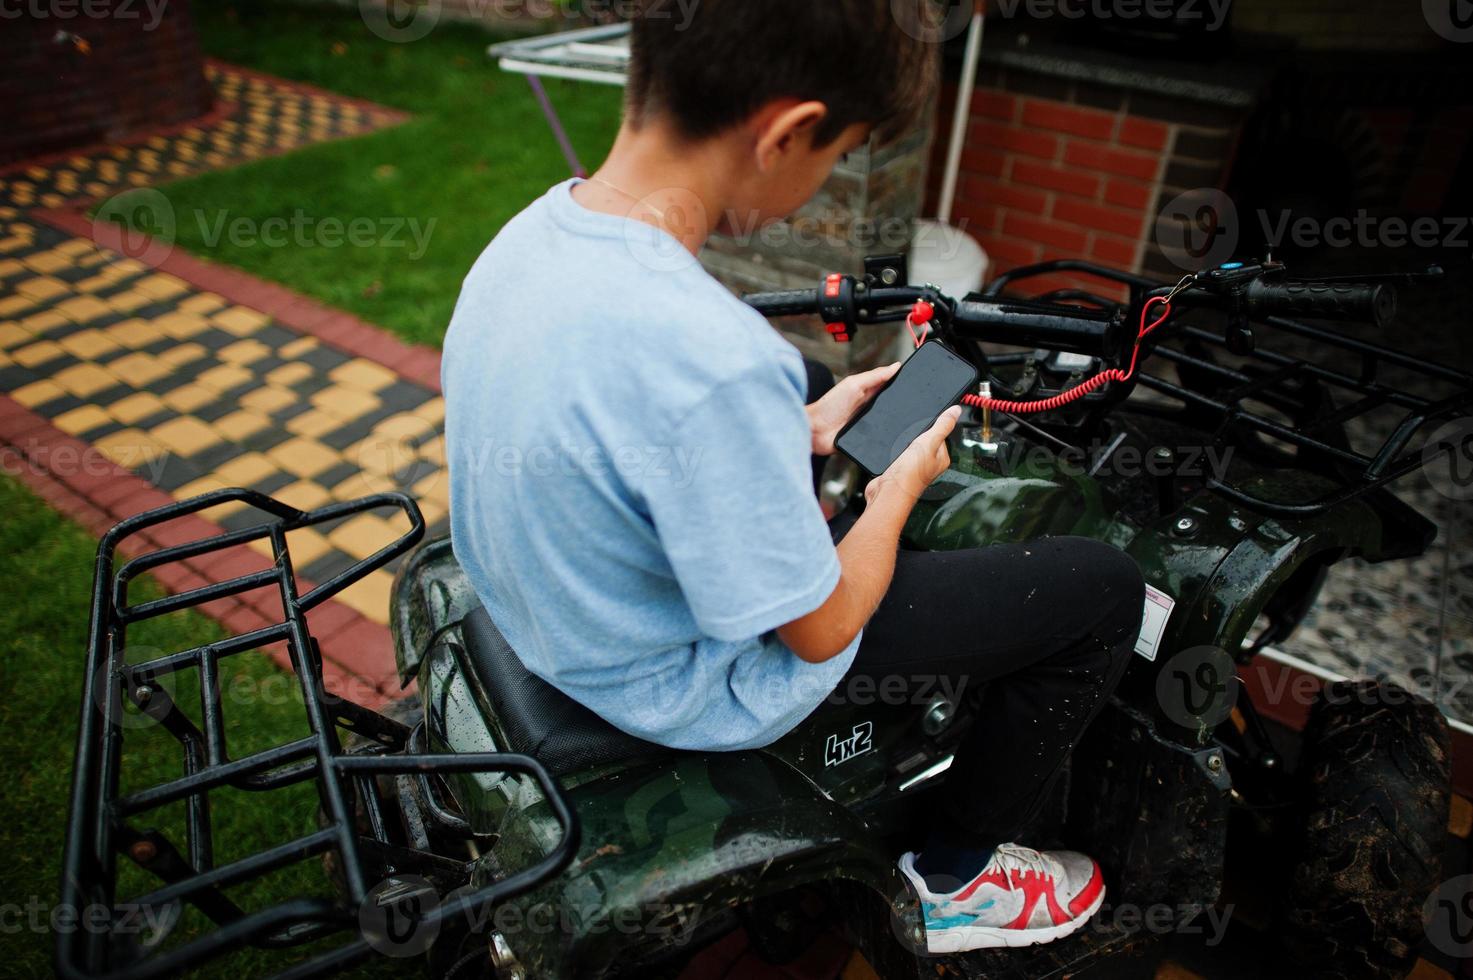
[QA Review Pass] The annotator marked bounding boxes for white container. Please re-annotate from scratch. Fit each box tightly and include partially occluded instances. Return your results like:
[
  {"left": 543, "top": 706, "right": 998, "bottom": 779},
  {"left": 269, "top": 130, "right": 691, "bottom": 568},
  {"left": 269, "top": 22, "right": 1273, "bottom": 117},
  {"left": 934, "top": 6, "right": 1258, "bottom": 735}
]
[{"left": 900, "top": 219, "right": 989, "bottom": 359}]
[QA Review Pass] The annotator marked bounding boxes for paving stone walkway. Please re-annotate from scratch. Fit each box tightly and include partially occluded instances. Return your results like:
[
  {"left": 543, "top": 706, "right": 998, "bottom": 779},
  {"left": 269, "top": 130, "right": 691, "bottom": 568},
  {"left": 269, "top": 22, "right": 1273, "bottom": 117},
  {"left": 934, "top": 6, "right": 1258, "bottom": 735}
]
[{"left": 0, "top": 62, "right": 441, "bottom": 703}]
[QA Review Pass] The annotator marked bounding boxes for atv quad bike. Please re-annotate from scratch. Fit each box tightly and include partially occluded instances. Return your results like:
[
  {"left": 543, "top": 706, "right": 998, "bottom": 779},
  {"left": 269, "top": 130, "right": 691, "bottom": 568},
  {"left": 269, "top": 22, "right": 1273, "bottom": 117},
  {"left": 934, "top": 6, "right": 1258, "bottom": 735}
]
[{"left": 58, "top": 256, "right": 1469, "bottom": 979}]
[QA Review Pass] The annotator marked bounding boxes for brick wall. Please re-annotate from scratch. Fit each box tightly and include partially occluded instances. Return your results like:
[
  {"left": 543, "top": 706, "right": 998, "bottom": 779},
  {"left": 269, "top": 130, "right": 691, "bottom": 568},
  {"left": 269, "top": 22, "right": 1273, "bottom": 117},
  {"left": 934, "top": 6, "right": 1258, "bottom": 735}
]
[
  {"left": 0, "top": 0, "right": 213, "bottom": 166},
  {"left": 927, "top": 66, "right": 1244, "bottom": 299}
]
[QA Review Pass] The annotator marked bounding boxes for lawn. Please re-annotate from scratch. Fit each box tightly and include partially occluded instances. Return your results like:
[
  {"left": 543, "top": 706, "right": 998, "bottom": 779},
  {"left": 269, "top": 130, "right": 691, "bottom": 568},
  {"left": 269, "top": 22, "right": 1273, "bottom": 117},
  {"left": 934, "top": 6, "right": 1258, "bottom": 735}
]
[
  {"left": 0, "top": 475, "right": 394, "bottom": 977},
  {"left": 147, "top": 0, "right": 624, "bottom": 347}
]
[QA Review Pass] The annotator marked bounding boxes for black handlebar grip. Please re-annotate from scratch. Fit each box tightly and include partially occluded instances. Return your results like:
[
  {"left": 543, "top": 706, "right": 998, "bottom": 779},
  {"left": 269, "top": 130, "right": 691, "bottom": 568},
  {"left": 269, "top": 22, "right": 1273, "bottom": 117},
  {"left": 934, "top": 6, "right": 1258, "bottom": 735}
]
[
  {"left": 742, "top": 288, "right": 820, "bottom": 318},
  {"left": 1244, "top": 279, "right": 1397, "bottom": 328}
]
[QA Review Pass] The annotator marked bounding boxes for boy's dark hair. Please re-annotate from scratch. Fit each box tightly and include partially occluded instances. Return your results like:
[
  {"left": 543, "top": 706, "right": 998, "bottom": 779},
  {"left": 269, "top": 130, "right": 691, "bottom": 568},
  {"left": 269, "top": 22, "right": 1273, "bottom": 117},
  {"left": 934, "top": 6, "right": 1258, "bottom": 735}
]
[{"left": 627, "top": 0, "right": 938, "bottom": 147}]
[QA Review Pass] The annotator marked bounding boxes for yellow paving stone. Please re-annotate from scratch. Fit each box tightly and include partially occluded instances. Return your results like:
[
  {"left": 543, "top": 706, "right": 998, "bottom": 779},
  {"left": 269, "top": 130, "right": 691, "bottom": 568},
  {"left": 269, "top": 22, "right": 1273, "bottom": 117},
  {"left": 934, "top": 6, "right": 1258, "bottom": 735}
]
[
  {"left": 412, "top": 470, "right": 448, "bottom": 503},
  {"left": 59, "top": 328, "right": 121, "bottom": 360},
  {"left": 0, "top": 323, "right": 32, "bottom": 349},
  {"left": 278, "top": 336, "right": 318, "bottom": 359},
  {"left": 268, "top": 437, "right": 336, "bottom": 479},
  {"left": 53, "top": 404, "right": 114, "bottom": 436},
  {"left": 197, "top": 363, "right": 253, "bottom": 393},
  {"left": 134, "top": 273, "right": 190, "bottom": 301},
  {"left": 174, "top": 476, "right": 246, "bottom": 517},
  {"left": 177, "top": 292, "right": 225, "bottom": 315},
  {"left": 328, "top": 513, "right": 399, "bottom": 561},
  {"left": 154, "top": 311, "right": 210, "bottom": 340},
  {"left": 152, "top": 416, "right": 221, "bottom": 456},
  {"left": 329, "top": 358, "right": 397, "bottom": 393},
  {"left": 411, "top": 397, "right": 445, "bottom": 426},
  {"left": 103, "top": 318, "right": 158, "bottom": 348},
  {"left": 55, "top": 239, "right": 94, "bottom": 257},
  {"left": 158, "top": 342, "right": 206, "bottom": 368},
  {"left": 21, "top": 250, "right": 71, "bottom": 274},
  {"left": 333, "top": 567, "right": 392, "bottom": 624},
  {"left": 13, "top": 340, "right": 65, "bottom": 368},
  {"left": 12, "top": 379, "right": 65, "bottom": 407},
  {"left": 333, "top": 470, "right": 398, "bottom": 499},
  {"left": 285, "top": 408, "right": 341, "bottom": 439},
  {"left": 54, "top": 295, "right": 113, "bottom": 325},
  {"left": 213, "top": 452, "right": 279, "bottom": 487},
  {"left": 219, "top": 338, "right": 271, "bottom": 365},
  {"left": 310, "top": 385, "right": 380, "bottom": 421},
  {"left": 419, "top": 434, "right": 445, "bottom": 467},
  {"left": 54, "top": 362, "right": 118, "bottom": 397},
  {"left": 108, "top": 352, "right": 172, "bottom": 387},
  {"left": 416, "top": 494, "right": 447, "bottom": 527},
  {"left": 213, "top": 410, "right": 273, "bottom": 443},
  {"left": 109, "top": 392, "right": 166, "bottom": 425},
  {"left": 0, "top": 258, "right": 24, "bottom": 278},
  {"left": 16, "top": 275, "right": 68, "bottom": 301},
  {"left": 274, "top": 479, "right": 332, "bottom": 512},
  {"left": 74, "top": 275, "right": 114, "bottom": 294},
  {"left": 240, "top": 385, "right": 298, "bottom": 415},
  {"left": 93, "top": 429, "right": 167, "bottom": 471},
  {"left": 19, "top": 309, "right": 66, "bottom": 334},
  {"left": 111, "top": 258, "right": 149, "bottom": 278},
  {"left": 105, "top": 290, "right": 154, "bottom": 314},
  {"left": 213, "top": 306, "right": 270, "bottom": 336},
  {"left": 162, "top": 383, "right": 218, "bottom": 414},
  {"left": 0, "top": 237, "right": 31, "bottom": 257},
  {"left": 265, "top": 362, "right": 313, "bottom": 387},
  {"left": 283, "top": 527, "right": 333, "bottom": 567},
  {"left": 0, "top": 294, "right": 36, "bottom": 317}
]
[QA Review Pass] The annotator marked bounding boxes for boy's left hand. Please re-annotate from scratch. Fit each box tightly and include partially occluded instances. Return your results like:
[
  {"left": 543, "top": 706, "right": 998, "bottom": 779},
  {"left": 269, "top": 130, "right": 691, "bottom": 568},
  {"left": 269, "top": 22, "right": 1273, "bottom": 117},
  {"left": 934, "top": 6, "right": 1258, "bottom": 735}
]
[{"left": 806, "top": 361, "right": 901, "bottom": 456}]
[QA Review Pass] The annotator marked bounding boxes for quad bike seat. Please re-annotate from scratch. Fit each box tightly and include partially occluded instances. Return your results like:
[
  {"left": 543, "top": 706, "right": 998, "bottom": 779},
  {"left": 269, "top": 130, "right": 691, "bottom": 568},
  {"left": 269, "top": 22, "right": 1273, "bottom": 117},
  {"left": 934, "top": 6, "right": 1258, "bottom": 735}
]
[{"left": 460, "top": 606, "right": 669, "bottom": 776}]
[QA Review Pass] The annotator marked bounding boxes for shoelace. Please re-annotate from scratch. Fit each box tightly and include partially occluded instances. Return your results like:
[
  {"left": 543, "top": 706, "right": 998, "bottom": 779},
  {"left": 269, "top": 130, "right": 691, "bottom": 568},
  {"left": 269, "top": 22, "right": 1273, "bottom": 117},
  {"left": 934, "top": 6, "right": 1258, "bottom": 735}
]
[{"left": 983, "top": 843, "right": 1062, "bottom": 890}]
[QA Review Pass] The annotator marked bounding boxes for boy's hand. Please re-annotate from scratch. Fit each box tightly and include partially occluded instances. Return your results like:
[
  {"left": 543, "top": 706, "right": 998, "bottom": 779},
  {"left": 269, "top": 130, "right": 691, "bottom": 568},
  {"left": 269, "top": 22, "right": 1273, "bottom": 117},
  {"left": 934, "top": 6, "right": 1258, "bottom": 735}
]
[
  {"left": 865, "top": 406, "right": 960, "bottom": 506},
  {"left": 806, "top": 362, "right": 901, "bottom": 456}
]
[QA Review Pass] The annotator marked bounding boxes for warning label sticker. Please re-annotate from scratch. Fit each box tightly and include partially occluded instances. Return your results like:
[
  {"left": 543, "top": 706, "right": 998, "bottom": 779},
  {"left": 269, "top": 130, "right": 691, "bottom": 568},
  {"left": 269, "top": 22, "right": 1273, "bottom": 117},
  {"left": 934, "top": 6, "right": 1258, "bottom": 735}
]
[{"left": 1135, "top": 584, "right": 1175, "bottom": 662}]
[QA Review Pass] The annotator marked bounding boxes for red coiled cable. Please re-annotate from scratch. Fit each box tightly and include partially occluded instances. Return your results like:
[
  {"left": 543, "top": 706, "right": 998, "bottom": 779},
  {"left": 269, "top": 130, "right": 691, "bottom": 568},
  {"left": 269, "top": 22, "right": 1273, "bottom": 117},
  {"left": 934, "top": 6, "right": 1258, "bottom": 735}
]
[{"left": 907, "top": 296, "right": 1173, "bottom": 414}]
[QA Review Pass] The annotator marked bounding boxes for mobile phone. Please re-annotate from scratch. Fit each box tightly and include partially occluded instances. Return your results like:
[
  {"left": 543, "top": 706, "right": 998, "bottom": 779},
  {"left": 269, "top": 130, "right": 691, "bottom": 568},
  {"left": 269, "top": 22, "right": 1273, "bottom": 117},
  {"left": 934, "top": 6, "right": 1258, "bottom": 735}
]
[{"left": 835, "top": 341, "right": 978, "bottom": 477}]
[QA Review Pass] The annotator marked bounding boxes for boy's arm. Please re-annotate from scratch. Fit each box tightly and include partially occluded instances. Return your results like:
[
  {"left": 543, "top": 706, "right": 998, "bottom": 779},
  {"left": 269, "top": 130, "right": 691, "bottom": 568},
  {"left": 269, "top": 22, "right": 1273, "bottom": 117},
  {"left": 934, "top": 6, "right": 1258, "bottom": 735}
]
[{"left": 778, "top": 407, "right": 960, "bottom": 663}]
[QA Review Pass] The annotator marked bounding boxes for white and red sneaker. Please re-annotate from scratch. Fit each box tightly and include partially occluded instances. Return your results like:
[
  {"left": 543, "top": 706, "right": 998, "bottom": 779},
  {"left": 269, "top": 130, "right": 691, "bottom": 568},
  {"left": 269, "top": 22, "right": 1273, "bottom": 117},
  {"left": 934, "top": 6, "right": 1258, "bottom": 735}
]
[{"left": 898, "top": 842, "right": 1106, "bottom": 953}]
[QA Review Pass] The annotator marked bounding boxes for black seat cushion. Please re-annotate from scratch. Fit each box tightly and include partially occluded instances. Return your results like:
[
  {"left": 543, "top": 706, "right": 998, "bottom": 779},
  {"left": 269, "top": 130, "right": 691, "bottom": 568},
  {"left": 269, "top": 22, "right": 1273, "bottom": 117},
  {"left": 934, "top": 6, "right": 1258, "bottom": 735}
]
[{"left": 460, "top": 606, "right": 669, "bottom": 777}]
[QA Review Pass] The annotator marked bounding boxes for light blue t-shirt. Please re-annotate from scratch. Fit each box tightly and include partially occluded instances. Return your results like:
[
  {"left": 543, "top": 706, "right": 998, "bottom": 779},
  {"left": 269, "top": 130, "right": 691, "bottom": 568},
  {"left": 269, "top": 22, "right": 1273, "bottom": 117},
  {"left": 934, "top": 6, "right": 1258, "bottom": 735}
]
[{"left": 442, "top": 180, "right": 857, "bottom": 752}]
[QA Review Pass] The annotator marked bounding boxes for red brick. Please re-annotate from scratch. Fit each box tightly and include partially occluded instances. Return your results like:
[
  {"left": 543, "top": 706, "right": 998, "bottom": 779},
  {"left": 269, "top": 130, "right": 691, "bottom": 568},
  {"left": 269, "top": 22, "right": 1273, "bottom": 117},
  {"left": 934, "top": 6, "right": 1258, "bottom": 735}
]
[
  {"left": 960, "top": 145, "right": 1008, "bottom": 180},
  {"left": 975, "top": 235, "right": 1043, "bottom": 271},
  {"left": 959, "top": 176, "right": 1047, "bottom": 216},
  {"left": 1064, "top": 140, "right": 1160, "bottom": 182},
  {"left": 1104, "top": 178, "right": 1153, "bottom": 210},
  {"left": 1090, "top": 234, "right": 1139, "bottom": 269},
  {"left": 1052, "top": 198, "right": 1145, "bottom": 239},
  {"left": 1002, "top": 213, "right": 1089, "bottom": 254},
  {"left": 321, "top": 616, "right": 396, "bottom": 682},
  {"left": 1119, "top": 117, "right": 1170, "bottom": 152},
  {"left": 109, "top": 485, "right": 176, "bottom": 521},
  {"left": 305, "top": 600, "right": 360, "bottom": 642},
  {"left": 952, "top": 202, "right": 1004, "bottom": 236},
  {"left": 971, "top": 88, "right": 1016, "bottom": 122},
  {"left": 970, "top": 121, "right": 1058, "bottom": 161},
  {"left": 1011, "top": 160, "right": 1101, "bottom": 200},
  {"left": 220, "top": 602, "right": 273, "bottom": 638},
  {"left": 1021, "top": 100, "right": 1116, "bottom": 141}
]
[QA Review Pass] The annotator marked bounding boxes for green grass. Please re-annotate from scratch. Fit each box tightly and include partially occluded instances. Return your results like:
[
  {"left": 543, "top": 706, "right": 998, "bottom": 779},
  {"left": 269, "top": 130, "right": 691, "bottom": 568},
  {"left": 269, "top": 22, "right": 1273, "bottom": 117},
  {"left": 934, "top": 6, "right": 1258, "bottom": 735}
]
[
  {"left": 0, "top": 476, "right": 392, "bottom": 977},
  {"left": 151, "top": 0, "right": 623, "bottom": 347}
]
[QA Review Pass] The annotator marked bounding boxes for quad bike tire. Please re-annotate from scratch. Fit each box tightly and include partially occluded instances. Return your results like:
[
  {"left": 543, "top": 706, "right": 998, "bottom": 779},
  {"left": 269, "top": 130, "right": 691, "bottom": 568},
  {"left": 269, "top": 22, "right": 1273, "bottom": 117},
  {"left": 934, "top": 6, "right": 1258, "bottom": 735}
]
[{"left": 1280, "top": 679, "right": 1450, "bottom": 979}]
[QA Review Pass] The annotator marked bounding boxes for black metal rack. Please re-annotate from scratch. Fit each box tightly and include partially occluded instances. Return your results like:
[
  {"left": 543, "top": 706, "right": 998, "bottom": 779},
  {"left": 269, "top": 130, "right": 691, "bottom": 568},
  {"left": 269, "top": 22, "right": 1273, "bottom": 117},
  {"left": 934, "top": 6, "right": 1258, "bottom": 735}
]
[
  {"left": 981, "top": 260, "right": 1473, "bottom": 517},
  {"left": 57, "top": 489, "right": 579, "bottom": 979}
]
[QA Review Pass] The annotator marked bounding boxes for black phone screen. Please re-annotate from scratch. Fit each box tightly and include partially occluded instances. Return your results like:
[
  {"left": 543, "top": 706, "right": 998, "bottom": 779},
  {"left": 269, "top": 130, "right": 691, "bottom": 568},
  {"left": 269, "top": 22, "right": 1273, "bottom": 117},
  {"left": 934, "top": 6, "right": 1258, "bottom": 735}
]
[{"left": 835, "top": 341, "right": 978, "bottom": 477}]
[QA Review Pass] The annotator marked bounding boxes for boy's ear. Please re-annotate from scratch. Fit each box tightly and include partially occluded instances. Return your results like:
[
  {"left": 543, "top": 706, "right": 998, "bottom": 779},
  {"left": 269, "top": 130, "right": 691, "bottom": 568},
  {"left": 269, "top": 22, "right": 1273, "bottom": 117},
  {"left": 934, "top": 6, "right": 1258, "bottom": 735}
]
[{"left": 753, "top": 100, "right": 829, "bottom": 172}]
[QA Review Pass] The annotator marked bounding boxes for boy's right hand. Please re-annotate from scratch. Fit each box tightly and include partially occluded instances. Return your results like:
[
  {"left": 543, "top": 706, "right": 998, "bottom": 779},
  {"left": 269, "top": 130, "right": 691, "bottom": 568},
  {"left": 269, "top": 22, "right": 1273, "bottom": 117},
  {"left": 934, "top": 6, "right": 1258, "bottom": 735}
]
[{"left": 865, "top": 406, "right": 961, "bottom": 506}]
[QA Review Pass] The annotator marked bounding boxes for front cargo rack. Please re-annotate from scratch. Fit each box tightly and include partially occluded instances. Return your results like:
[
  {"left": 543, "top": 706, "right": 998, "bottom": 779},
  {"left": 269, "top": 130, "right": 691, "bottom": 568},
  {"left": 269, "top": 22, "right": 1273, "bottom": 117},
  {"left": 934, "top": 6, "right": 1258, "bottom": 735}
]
[
  {"left": 981, "top": 260, "right": 1473, "bottom": 517},
  {"left": 57, "top": 489, "right": 578, "bottom": 979}
]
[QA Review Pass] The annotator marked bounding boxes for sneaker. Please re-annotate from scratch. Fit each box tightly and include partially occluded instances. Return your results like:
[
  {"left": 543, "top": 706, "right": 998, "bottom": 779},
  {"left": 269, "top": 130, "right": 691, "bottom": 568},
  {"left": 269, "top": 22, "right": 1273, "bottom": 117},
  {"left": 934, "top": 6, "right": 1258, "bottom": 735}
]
[{"left": 898, "top": 842, "right": 1106, "bottom": 953}]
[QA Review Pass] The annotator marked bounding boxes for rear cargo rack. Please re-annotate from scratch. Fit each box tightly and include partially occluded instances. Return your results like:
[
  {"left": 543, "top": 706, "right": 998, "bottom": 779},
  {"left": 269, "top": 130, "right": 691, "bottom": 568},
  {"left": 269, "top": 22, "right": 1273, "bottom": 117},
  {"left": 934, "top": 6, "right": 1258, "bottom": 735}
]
[
  {"left": 57, "top": 489, "right": 578, "bottom": 979},
  {"left": 983, "top": 260, "right": 1473, "bottom": 517}
]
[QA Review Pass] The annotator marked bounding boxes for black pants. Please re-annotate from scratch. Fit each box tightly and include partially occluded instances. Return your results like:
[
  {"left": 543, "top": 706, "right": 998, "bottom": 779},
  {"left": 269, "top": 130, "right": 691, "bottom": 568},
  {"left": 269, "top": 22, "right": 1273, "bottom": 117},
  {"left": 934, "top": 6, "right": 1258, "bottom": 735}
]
[{"left": 804, "top": 361, "right": 1143, "bottom": 847}]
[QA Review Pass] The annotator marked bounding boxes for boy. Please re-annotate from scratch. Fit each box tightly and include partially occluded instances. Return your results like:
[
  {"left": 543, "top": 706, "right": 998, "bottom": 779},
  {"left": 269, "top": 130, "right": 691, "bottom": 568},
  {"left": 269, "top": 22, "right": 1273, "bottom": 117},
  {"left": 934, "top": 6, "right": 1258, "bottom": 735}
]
[{"left": 443, "top": 0, "right": 1145, "bottom": 954}]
